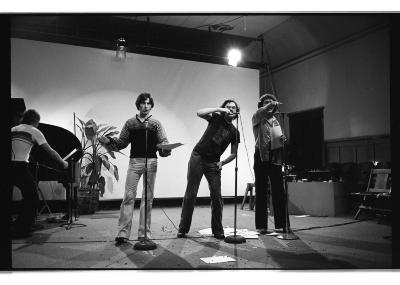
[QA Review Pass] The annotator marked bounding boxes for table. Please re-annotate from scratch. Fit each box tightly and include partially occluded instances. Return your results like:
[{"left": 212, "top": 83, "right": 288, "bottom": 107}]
[{"left": 287, "top": 181, "right": 347, "bottom": 216}]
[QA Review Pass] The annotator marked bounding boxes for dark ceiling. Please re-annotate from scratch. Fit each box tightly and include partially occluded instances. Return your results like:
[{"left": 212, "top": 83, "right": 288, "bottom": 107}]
[
  {"left": 10, "top": 14, "right": 391, "bottom": 70},
  {"left": 11, "top": 15, "right": 263, "bottom": 68}
]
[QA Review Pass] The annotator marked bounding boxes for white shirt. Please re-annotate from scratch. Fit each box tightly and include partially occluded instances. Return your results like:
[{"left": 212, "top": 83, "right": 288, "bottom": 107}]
[{"left": 11, "top": 124, "right": 47, "bottom": 162}]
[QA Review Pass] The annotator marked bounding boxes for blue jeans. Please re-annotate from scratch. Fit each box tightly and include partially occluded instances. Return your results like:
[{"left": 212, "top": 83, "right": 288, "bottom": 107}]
[
  {"left": 254, "top": 150, "right": 289, "bottom": 230},
  {"left": 11, "top": 161, "right": 38, "bottom": 232},
  {"left": 116, "top": 158, "right": 157, "bottom": 239},
  {"left": 178, "top": 151, "right": 224, "bottom": 235}
]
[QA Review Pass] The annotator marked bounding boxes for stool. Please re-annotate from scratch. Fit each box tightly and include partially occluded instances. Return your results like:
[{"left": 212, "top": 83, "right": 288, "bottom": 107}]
[{"left": 241, "top": 183, "right": 255, "bottom": 210}]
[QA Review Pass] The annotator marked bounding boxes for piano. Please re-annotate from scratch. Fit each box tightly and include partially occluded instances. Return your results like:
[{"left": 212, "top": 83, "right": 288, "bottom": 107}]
[
  {"left": 29, "top": 123, "right": 83, "bottom": 225},
  {"left": 30, "top": 123, "right": 83, "bottom": 183}
]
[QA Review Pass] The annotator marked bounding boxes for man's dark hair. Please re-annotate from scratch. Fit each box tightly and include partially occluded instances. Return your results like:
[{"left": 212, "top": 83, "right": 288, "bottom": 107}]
[
  {"left": 220, "top": 99, "right": 240, "bottom": 113},
  {"left": 258, "top": 93, "right": 277, "bottom": 108},
  {"left": 21, "top": 109, "right": 40, "bottom": 125},
  {"left": 135, "top": 93, "right": 154, "bottom": 110}
]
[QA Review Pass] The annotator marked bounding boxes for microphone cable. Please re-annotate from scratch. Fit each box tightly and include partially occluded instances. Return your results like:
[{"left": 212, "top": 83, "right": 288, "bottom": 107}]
[
  {"left": 238, "top": 113, "right": 255, "bottom": 183},
  {"left": 160, "top": 206, "right": 179, "bottom": 231}
]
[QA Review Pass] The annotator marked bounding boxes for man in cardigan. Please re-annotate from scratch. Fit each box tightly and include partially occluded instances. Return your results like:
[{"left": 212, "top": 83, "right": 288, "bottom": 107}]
[
  {"left": 252, "top": 93, "right": 289, "bottom": 235},
  {"left": 100, "top": 93, "right": 171, "bottom": 245}
]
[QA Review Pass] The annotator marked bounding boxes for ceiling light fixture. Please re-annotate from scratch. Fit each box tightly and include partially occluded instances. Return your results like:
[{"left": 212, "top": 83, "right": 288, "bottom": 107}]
[
  {"left": 116, "top": 37, "right": 127, "bottom": 61},
  {"left": 227, "top": 48, "right": 242, "bottom": 67},
  {"left": 210, "top": 23, "right": 234, "bottom": 32}
]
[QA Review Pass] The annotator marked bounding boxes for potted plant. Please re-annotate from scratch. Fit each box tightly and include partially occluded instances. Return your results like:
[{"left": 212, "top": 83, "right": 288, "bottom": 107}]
[{"left": 75, "top": 116, "right": 120, "bottom": 214}]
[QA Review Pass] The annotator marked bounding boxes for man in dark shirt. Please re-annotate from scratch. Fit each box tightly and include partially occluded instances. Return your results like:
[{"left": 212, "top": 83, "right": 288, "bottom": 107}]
[
  {"left": 100, "top": 93, "right": 170, "bottom": 245},
  {"left": 177, "top": 99, "right": 240, "bottom": 240}
]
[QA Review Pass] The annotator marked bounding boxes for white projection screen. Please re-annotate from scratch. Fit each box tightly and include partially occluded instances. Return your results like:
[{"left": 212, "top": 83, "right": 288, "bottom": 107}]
[{"left": 11, "top": 38, "right": 259, "bottom": 200}]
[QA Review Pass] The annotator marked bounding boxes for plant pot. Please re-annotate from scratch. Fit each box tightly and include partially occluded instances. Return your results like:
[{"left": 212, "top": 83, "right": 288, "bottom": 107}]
[{"left": 78, "top": 187, "right": 100, "bottom": 214}]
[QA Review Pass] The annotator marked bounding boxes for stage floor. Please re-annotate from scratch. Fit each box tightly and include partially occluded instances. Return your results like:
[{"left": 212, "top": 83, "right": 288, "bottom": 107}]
[{"left": 11, "top": 205, "right": 392, "bottom": 269}]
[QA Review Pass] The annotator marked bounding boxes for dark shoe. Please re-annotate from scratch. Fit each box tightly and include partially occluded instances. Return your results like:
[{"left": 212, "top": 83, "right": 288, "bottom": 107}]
[
  {"left": 257, "top": 229, "right": 278, "bottom": 235},
  {"left": 213, "top": 233, "right": 225, "bottom": 240},
  {"left": 274, "top": 228, "right": 288, "bottom": 233},
  {"left": 257, "top": 228, "right": 268, "bottom": 234},
  {"left": 177, "top": 232, "right": 187, "bottom": 238},
  {"left": 115, "top": 237, "right": 128, "bottom": 246}
]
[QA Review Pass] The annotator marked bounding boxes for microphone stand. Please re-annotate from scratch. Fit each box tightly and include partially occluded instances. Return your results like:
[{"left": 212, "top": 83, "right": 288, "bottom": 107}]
[
  {"left": 134, "top": 120, "right": 157, "bottom": 250},
  {"left": 225, "top": 113, "right": 246, "bottom": 244},
  {"left": 60, "top": 156, "right": 86, "bottom": 230},
  {"left": 276, "top": 111, "right": 298, "bottom": 240}
]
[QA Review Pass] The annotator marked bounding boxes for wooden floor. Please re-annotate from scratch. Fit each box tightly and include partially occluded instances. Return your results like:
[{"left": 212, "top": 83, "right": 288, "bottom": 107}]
[{"left": 11, "top": 205, "right": 392, "bottom": 269}]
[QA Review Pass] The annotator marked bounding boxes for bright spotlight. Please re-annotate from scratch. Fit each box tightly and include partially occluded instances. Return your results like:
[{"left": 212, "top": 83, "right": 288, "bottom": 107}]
[{"left": 227, "top": 49, "right": 242, "bottom": 67}]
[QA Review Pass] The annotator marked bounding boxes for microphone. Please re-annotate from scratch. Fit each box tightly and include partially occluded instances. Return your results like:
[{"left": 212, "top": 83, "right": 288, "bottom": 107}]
[
  {"left": 258, "top": 100, "right": 283, "bottom": 108},
  {"left": 272, "top": 101, "right": 282, "bottom": 113}
]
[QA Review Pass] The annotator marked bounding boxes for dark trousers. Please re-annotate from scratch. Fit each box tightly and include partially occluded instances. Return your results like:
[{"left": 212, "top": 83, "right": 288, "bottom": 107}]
[
  {"left": 178, "top": 151, "right": 224, "bottom": 235},
  {"left": 253, "top": 151, "right": 289, "bottom": 230},
  {"left": 11, "top": 161, "right": 38, "bottom": 231}
]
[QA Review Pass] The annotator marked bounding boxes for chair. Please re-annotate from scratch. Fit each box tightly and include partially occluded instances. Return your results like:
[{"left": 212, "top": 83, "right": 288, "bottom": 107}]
[
  {"left": 241, "top": 183, "right": 255, "bottom": 210},
  {"left": 352, "top": 169, "right": 391, "bottom": 220},
  {"left": 356, "top": 161, "right": 374, "bottom": 193}
]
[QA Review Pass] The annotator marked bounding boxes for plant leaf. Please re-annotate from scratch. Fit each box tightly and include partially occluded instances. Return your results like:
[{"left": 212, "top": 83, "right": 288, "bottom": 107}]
[
  {"left": 101, "top": 156, "right": 111, "bottom": 170},
  {"left": 84, "top": 119, "right": 98, "bottom": 140},
  {"left": 99, "top": 126, "right": 117, "bottom": 135},
  {"left": 88, "top": 169, "right": 99, "bottom": 186},
  {"left": 114, "top": 165, "right": 119, "bottom": 181},
  {"left": 109, "top": 151, "right": 116, "bottom": 159},
  {"left": 82, "top": 153, "right": 93, "bottom": 162},
  {"left": 75, "top": 123, "right": 83, "bottom": 135},
  {"left": 94, "top": 155, "right": 102, "bottom": 173},
  {"left": 85, "top": 162, "right": 94, "bottom": 175},
  {"left": 97, "top": 126, "right": 109, "bottom": 134},
  {"left": 76, "top": 116, "right": 86, "bottom": 128},
  {"left": 98, "top": 176, "right": 105, "bottom": 197}
]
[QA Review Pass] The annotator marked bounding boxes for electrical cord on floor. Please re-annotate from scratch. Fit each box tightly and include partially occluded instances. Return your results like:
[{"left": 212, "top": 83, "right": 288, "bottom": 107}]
[
  {"left": 291, "top": 219, "right": 363, "bottom": 233},
  {"left": 267, "top": 215, "right": 363, "bottom": 232},
  {"left": 160, "top": 206, "right": 179, "bottom": 231}
]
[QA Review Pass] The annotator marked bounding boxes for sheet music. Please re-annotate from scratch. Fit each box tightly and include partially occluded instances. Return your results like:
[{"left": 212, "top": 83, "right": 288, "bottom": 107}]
[
  {"left": 63, "top": 148, "right": 78, "bottom": 160},
  {"left": 156, "top": 143, "right": 183, "bottom": 150}
]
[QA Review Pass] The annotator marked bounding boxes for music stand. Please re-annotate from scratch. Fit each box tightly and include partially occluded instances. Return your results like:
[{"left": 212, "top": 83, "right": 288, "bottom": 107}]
[
  {"left": 134, "top": 122, "right": 157, "bottom": 250},
  {"left": 60, "top": 149, "right": 86, "bottom": 230}
]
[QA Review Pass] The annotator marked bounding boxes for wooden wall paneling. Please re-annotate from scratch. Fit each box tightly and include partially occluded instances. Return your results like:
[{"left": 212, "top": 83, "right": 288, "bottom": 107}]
[
  {"left": 374, "top": 140, "right": 391, "bottom": 165},
  {"left": 325, "top": 135, "right": 390, "bottom": 165},
  {"left": 356, "top": 142, "right": 374, "bottom": 163},
  {"left": 340, "top": 143, "right": 357, "bottom": 163},
  {"left": 326, "top": 145, "right": 341, "bottom": 164}
]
